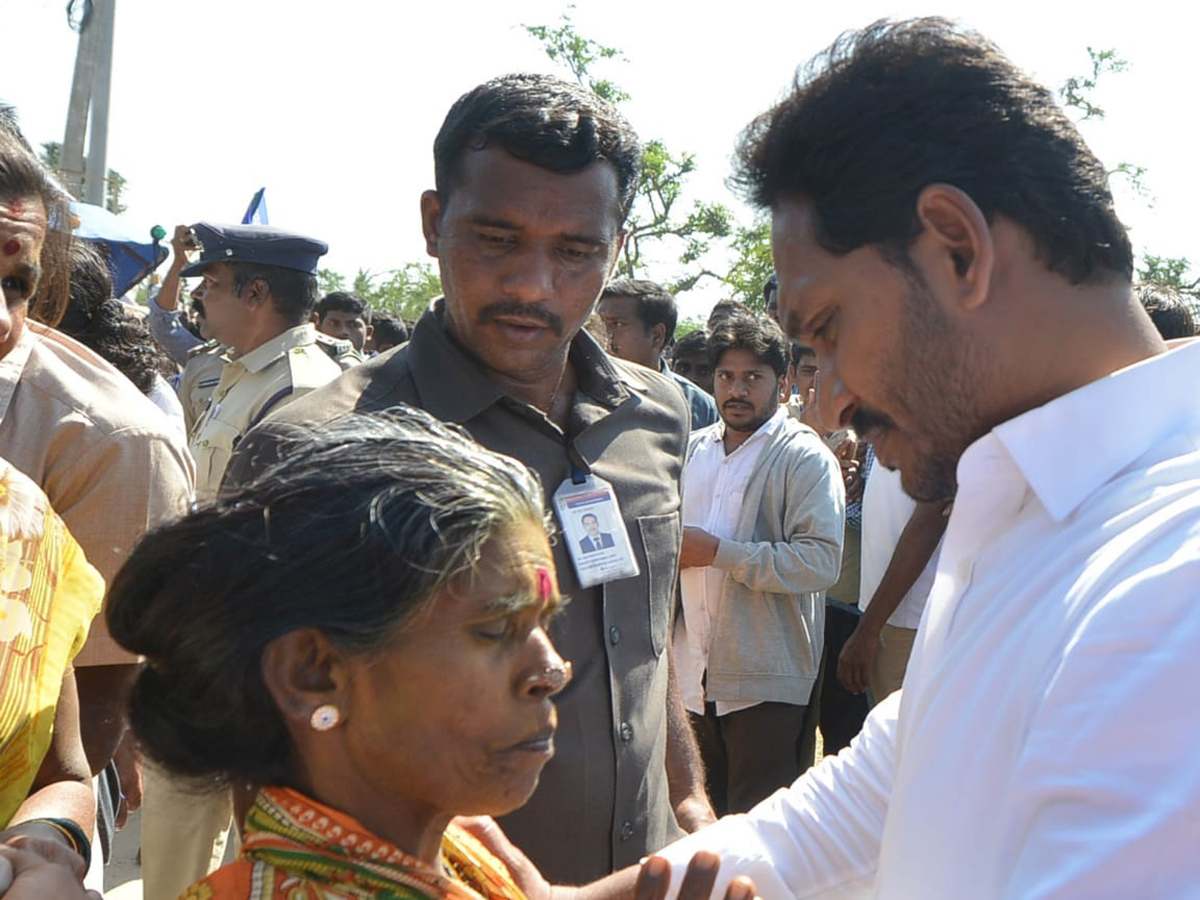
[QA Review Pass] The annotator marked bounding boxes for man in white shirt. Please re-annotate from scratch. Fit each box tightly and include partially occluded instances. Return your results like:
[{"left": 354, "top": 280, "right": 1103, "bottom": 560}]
[
  {"left": 677, "top": 314, "right": 843, "bottom": 814},
  {"left": 460, "top": 17, "right": 1200, "bottom": 900},
  {"left": 649, "top": 17, "right": 1200, "bottom": 900}
]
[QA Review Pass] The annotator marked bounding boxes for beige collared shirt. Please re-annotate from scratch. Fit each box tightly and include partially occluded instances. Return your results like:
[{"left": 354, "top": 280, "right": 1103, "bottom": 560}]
[
  {"left": 0, "top": 323, "right": 195, "bottom": 665},
  {"left": 189, "top": 323, "right": 341, "bottom": 502}
]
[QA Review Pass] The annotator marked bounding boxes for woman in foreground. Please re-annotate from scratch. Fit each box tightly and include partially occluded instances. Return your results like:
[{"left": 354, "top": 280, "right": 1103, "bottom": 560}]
[{"left": 106, "top": 409, "right": 570, "bottom": 899}]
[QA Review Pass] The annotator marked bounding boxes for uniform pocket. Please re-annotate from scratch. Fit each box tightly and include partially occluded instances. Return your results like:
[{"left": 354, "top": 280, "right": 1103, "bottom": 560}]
[{"left": 637, "top": 512, "right": 680, "bottom": 656}]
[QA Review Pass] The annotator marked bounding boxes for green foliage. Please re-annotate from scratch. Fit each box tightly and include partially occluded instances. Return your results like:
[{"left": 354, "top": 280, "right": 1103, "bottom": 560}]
[
  {"left": 319, "top": 263, "right": 442, "bottom": 321},
  {"left": 722, "top": 219, "right": 774, "bottom": 309},
  {"left": 675, "top": 314, "right": 707, "bottom": 338},
  {"left": 1138, "top": 255, "right": 1200, "bottom": 294},
  {"left": 524, "top": 8, "right": 732, "bottom": 290},
  {"left": 1059, "top": 48, "right": 1127, "bottom": 122}
]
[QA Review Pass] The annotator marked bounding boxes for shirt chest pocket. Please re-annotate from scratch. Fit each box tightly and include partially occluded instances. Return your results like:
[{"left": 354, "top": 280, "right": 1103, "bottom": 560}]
[
  {"left": 193, "top": 416, "right": 242, "bottom": 497},
  {"left": 636, "top": 512, "right": 681, "bottom": 656}
]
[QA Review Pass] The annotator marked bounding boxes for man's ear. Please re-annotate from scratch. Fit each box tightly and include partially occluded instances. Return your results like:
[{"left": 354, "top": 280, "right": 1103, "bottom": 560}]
[
  {"left": 607, "top": 231, "right": 628, "bottom": 279},
  {"left": 911, "top": 183, "right": 994, "bottom": 312},
  {"left": 778, "top": 373, "right": 792, "bottom": 403},
  {"left": 420, "top": 190, "right": 442, "bottom": 259},
  {"left": 310, "top": 311, "right": 320, "bottom": 326},
  {"left": 260, "top": 628, "right": 348, "bottom": 727},
  {"left": 650, "top": 323, "right": 667, "bottom": 352}
]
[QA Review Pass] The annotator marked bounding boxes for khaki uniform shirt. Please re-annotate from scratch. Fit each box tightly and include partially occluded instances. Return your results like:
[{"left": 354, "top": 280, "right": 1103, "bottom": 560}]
[
  {"left": 0, "top": 324, "right": 195, "bottom": 665},
  {"left": 178, "top": 340, "right": 225, "bottom": 435},
  {"left": 227, "top": 302, "right": 688, "bottom": 883},
  {"left": 190, "top": 324, "right": 341, "bottom": 503}
]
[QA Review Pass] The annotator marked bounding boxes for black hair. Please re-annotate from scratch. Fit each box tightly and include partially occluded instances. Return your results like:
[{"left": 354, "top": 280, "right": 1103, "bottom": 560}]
[
  {"left": 106, "top": 408, "right": 548, "bottom": 790},
  {"left": 708, "top": 313, "right": 790, "bottom": 378},
  {"left": 0, "top": 127, "right": 73, "bottom": 327},
  {"left": 671, "top": 328, "right": 709, "bottom": 358},
  {"left": 789, "top": 342, "right": 815, "bottom": 367},
  {"left": 1136, "top": 283, "right": 1196, "bottom": 340},
  {"left": 369, "top": 310, "right": 409, "bottom": 351},
  {"left": 434, "top": 73, "right": 642, "bottom": 221},
  {"left": 733, "top": 17, "right": 1133, "bottom": 285},
  {"left": 58, "top": 241, "right": 176, "bottom": 392},
  {"left": 315, "top": 291, "right": 369, "bottom": 322},
  {"left": 230, "top": 261, "right": 319, "bottom": 324},
  {"left": 706, "top": 300, "right": 749, "bottom": 330},
  {"left": 601, "top": 278, "right": 678, "bottom": 340}
]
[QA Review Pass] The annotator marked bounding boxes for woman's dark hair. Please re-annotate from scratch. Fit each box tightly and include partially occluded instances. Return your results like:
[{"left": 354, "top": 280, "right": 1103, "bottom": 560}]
[
  {"left": 434, "top": 73, "right": 642, "bottom": 221},
  {"left": 733, "top": 17, "right": 1133, "bottom": 285},
  {"left": 107, "top": 408, "right": 548, "bottom": 789},
  {"left": 708, "top": 313, "right": 790, "bottom": 378},
  {"left": 58, "top": 241, "right": 176, "bottom": 392}
]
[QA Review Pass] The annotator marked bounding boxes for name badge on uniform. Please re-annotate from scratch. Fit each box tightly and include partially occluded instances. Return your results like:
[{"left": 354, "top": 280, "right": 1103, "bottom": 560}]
[{"left": 553, "top": 474, "right": 639, "bottom": 588}]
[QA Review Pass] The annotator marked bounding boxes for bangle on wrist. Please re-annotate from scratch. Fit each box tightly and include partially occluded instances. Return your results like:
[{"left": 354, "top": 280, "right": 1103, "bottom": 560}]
[{"left": 26, "top": 818, "right": 91, "bottom": 869}]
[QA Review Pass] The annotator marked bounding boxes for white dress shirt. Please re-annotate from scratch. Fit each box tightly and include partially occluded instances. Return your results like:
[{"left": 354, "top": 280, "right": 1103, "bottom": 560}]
[
  {"left": 678, "top": 407, "right": 788, "bottom": 714},
  {"left": 659, "top": 342, "right": 1200, "bottom": 900},
  {"left": 858, "top": 465, "right": 939, "bottom": 630}
]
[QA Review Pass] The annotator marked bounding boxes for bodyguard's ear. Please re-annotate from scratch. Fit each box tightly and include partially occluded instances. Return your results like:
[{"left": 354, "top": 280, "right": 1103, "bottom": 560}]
[
  {"left": 651, "top": 323, "right": 667, "bottom": 352},
  {"left": 911, "top": 183, "right": 993, "bottom": 311},
  {"left": 420, "top": 191, "right": 442, "bottom": 259}
]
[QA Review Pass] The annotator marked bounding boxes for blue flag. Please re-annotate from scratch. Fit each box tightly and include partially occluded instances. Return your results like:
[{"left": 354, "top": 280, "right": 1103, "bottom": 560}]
[{"left": 241, "top": 188, "right": 269, "bottom": 225}]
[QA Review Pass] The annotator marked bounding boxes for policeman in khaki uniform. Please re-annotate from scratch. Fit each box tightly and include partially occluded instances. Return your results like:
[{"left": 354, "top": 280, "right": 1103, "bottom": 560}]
[{"left": 182, "top": 221, "right": 343, "bottom": 503}]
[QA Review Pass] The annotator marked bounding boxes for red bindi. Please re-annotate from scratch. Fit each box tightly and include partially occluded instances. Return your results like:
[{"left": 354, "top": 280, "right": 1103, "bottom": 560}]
[{"left": 2, "top": 239, "right": 20, "bottom": 256}]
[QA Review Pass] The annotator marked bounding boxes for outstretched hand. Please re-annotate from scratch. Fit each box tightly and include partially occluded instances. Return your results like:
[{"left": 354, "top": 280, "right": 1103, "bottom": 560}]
[{"left": 636, "top": 853, "right": 757, "bottom": 900}]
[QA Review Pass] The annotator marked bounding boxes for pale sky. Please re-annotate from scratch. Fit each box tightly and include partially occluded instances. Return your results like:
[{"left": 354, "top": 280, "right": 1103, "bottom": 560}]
[{"left": 5, "top": 0, "right": 1198, "bottom": 316}]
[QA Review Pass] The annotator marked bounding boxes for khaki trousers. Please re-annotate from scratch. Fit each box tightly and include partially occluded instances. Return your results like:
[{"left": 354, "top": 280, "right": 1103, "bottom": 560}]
[
  {"left": 140, "top": 763, "right": 236, "bottom": 900},
  {"left": 870, "top": 623, "right": 918, "bottom": 702}
]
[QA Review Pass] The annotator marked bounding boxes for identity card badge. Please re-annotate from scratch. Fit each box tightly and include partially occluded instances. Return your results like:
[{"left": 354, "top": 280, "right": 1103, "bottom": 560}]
[{"left": 553, "top": 474, "right": 640, "bottom": 588}]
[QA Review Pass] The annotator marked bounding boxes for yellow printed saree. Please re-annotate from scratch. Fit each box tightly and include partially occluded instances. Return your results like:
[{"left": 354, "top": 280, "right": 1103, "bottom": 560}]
[
  {"left": 0, "top": 460, "right": 104, "bottom": 825},
  {"left": 180, "top": 786, "right": 530, "bottom": 900}
]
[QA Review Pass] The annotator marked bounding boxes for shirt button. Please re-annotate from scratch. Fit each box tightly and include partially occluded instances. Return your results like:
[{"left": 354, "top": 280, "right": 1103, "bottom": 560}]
[
  {"left": 619, "top": 820, "right": 634, "bottom": 841},
  {"left": 619, "top": 722, "right": 633, "bottom": 742},
  {"left": 609, "top": 626, "right": 621, "bottom": 645}
]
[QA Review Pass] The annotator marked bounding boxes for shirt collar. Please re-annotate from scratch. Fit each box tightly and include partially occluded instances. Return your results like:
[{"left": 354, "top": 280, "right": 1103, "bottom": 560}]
[
  {"left": 0, "top": 324, "right": 37, "bottom": 424},
  {"left": 407, "top": 299, "right": 631, "bottom": 422},
  {"left": 233, "top": 324, "right": 318, "bottom": 374},
  {"left": 713, "top": 404, "right": 789, "bottom": 452},
  {"left": 972, "top": 341, "right": 1200, "bottom": 522}
]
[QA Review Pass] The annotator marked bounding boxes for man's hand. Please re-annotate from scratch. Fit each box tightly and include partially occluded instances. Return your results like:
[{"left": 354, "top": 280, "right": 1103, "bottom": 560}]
[
  {"left": 169, "top": 225, "right": 196, "bottom": 271},
  {"left": 837, "top": 623, "right": 880, "bottom": 695},
  {"left": 672, "top": 794, "right": 718, "bottom": 833},
  {"left": 636, "top": 853, "right": 757, "bottom": 900},
  {"left": 452, "top": 816, "right": 552, "bottom": 900},
  {"left": 680, "top": 527, "right": 719, "bottom": 569},
  {"left": 112, "top": 733, "right": 143, "bottom": 830},
  {"left": 834, "top": 438, "right": 862, "bottom": 503}
]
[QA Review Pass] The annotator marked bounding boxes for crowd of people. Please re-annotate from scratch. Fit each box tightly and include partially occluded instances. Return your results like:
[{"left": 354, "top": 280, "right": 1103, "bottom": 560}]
[{"left": 0, "top": 12, "right": 1197, "bottom": 900}]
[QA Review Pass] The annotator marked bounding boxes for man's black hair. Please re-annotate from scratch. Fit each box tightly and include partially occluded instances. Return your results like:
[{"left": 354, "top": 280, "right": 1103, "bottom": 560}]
[
  {"left": 1137, "top": 283, "right": 1196, "bottom": 339},
  {"left": 434, "top": 73, "right": 642, "bottom": 221},
  {"left": 370, "top": 310, "right": 409, "bottom": 350},
  {"left": 230, "top": 262, "right": 319, "bottom": 325},
  {"left": 316, "top": 291, "right": 370, "bottom": 322},
  {"left": 733, "top": 18, "right": 1133, "bottom": 285},
  {"left": 601, "top": 278, "right": 678, "bottom": 341},
  {"left": 708, "top": 313, "right": 790, "bottom": 378}
]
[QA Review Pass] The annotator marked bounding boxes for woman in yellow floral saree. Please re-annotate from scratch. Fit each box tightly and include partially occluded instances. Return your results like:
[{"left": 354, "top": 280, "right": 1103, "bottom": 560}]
[
  {"left": 107, "top": 412, "right": 571, "bottom": 900},
  {"left": 0, "top": 459, "right": 103, "bottom": 877}
]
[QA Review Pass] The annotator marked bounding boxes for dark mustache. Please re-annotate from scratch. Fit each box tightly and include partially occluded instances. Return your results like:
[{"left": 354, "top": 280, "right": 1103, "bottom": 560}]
[
  {"left": 478, "top": 301, "right": 564, "bottom": 337},
  {"left": 851, "top": 406, "right": 897, "bottom": 436}
]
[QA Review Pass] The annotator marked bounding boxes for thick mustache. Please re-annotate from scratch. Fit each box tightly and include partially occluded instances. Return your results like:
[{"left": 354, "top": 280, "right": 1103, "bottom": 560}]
[
  {"left": 479, "top": 301, "right": 564, "bottom": 337},
  {"left": 852, "top": 406, "right": 897, "bottom": 437}
]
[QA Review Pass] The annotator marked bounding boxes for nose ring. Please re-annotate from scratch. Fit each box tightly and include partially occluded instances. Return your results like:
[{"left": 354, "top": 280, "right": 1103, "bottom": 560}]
[{"left": 539, "top": 660, "right": 573, "bottom": 689}]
